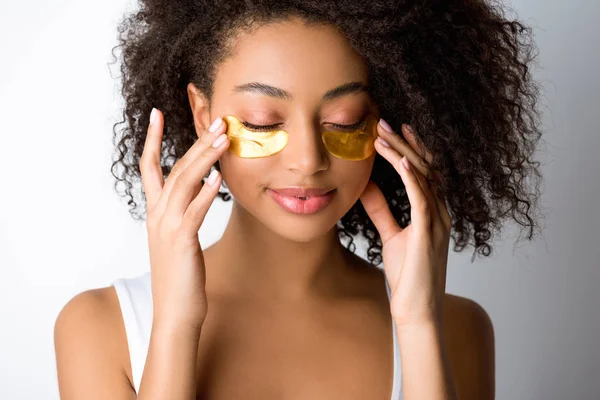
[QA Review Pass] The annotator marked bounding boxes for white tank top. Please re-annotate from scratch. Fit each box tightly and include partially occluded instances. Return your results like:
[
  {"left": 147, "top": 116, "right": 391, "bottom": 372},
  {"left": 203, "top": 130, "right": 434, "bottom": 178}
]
[{"left": 112, "top": 271, "right": 403, "bottom": 399}]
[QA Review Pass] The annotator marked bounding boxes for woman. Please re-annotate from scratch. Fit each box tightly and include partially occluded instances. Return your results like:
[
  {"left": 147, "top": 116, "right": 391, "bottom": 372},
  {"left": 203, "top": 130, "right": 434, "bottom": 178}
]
[{"left": 54, "top": 0, "right": 542, "bottom": 399}]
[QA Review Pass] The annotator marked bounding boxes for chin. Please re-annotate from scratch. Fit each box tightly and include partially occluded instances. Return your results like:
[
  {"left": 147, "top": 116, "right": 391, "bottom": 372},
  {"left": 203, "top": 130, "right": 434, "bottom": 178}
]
[{"left": 266, "top": 216, "right": 339, "bottom": 243}]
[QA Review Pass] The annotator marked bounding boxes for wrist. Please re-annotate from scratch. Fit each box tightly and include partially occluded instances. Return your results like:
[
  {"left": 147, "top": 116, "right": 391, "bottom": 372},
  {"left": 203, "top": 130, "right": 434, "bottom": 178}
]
[
  {"left": 391, "top": 306, "right": 443, "bottom": 331},
  {"left": 152, "top": 316, "right": 205, "bottom": 338},
  {"left": 393, "top": 318, "right": 443, "bottom": 336},
  {"left": 394, "top": 321, "right": 446, "bottom": 354}
]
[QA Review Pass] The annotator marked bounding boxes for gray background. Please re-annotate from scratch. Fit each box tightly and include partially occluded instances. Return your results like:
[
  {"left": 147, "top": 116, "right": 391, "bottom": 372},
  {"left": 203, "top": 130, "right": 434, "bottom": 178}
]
[{"left": 0, "top": 0, "right": 598, "bottom": 398}]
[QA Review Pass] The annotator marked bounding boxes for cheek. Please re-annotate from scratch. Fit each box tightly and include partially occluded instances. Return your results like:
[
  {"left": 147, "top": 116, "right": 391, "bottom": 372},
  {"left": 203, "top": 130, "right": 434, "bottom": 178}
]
[
  {"left": 331, "top": 156, "right": 375, "bottom": 197},
  {"left": 219, "top": 152, "right": 248, "bottom": 191},
  {"left": 218, "top": 151, "right": 271, "bottom": 199}
]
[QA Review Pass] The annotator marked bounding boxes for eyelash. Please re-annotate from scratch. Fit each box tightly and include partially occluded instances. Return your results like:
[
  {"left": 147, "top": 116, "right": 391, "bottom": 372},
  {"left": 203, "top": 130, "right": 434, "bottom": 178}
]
[{"left": 241, "top": 119, "right": 368, "bottom": 132}]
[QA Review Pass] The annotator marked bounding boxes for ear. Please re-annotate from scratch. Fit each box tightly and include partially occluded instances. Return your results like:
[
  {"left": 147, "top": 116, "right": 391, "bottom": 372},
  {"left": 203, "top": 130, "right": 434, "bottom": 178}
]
[{"left": 187, "top": 82, "right": 212, "bottom": 139}]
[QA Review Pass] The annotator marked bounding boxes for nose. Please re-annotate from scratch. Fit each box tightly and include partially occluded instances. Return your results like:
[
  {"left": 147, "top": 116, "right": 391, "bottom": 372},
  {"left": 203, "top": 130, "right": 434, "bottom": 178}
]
[{"left": 280, "top": 119, "right": 329, "bottom": 175}]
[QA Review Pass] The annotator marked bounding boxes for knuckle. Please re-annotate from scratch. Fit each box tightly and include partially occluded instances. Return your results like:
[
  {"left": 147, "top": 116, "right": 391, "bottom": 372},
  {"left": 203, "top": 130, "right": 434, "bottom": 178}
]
[
  {"left": 200, "top": 131, "right": 215, "bottom": 144},
  {"left": 199, "top": 149, "right": 220, "bottom": 169},
  {"left": 397, "top": 159, "right": 405, "bottom": 172},
  {"left": 186, "top": 202, "right": 206, "bottom": 222},
  {"left": 170, "top": 164, "right": 182, "bottom": 177},
  {"left": 172, "top": 172, "right": 190, "bottom": 192},
  {"left": 198, "top": 179, "right": 216, "bottom": 198},
  {"left": 205, "top": 144, "right": 222, "bottom": 158}
]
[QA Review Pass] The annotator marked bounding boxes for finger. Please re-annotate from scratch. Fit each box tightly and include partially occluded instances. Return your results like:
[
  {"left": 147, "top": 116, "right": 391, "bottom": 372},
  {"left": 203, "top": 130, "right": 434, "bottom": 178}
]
[
  {"left": 376, "top": 137, "right": 431, "bottom": 234},
  {"left": 359, "top": 180, "right": 402, "bottom": 244},
  {"left": 153, "top": 117, "right": 226, "bottom": 217},
  {"left": 402, "top": 124, "right": 447, "bottom": 187},
  {"left": 401, "top": 124, "right": 433, "bottom": 164},
  {"left": 381, "top": 122, "right": 450, "bottom": 230},
  {"left": 139, "top": 108, "right": 165, "bottom": 212},
  {"left": 180, "top": 169, "right": 223, "bottom": 235},
  {"left": 163, "top": 131, "right": 229, "bottom": 221},
  {"left": 377, "top": 120, "right": 431, "bottom": 179},
  {"left": 400, "top": 156, "right": 435, "bottom": 234},
  {"left": 404, "top": 124, "right": 450, "bottom": 229},
  {"left": 410, "top": 157, "right": 448, "bottom": 239},
  {"left": 435, "top": 190, "right": 452, "bottom": 231}
]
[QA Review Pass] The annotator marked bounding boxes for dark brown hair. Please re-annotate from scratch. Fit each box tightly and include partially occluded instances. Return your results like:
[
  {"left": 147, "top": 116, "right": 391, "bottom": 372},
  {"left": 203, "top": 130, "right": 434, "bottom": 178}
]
[{"left": 110, "top": 0, "right": 544, "bottom": 265}]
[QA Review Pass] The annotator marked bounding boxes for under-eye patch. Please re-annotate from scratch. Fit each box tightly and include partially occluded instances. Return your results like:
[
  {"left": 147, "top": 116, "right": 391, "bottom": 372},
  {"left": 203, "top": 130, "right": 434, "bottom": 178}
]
[
  {"left": 223, "top": 115, "right": 289, "bottom": 158},
  {"left": 321, "top": 114, "right": 378, "bottom": 161},
  {"left": 223, "top": 114, "right": 378, "bottom": 161}
]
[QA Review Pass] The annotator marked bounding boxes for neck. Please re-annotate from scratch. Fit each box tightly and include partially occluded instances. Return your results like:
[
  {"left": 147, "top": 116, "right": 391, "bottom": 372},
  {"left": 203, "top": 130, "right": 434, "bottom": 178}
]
[{"left": 205, "top": 200, "right": 355, "bottom": 300}]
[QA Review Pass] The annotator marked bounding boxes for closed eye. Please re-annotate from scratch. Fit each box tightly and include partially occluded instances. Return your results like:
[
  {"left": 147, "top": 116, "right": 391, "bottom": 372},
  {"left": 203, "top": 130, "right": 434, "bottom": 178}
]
[
  {"left": 241, "top": 121, "right": 281, "bottom": 132},
  {"left": 327, "top": 119, "right": 367, "bottom": 131},
  {"left": 241, "top": 119, "right": 368, "bottom": 132}
]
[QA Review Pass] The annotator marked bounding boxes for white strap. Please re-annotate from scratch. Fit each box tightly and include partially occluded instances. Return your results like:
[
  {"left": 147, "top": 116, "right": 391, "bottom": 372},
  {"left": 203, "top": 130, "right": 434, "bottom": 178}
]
[
  {"left": 385, "top": 277, "right": 403, "bottom": 399},
  {"left": 112, "top": 272, "right": 153, "bottom": 393}
]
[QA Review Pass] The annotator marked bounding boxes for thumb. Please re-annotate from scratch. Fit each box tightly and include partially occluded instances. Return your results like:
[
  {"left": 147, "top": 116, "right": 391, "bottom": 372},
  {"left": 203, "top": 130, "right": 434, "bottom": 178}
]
[{"left": 359, "top": 181, "right": 402, "bottom": 244}]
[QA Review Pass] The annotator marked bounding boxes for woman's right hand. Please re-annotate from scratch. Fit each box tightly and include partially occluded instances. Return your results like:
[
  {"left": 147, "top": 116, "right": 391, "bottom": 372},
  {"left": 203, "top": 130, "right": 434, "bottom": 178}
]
[{"left": 139, "top": 108, "right": 229, "bottom": 331}]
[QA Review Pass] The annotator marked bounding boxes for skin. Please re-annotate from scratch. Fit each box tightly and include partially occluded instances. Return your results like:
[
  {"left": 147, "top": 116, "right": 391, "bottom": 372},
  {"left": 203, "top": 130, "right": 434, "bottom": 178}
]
[{"left": 54, "top": 19, "right": 495, "bottom": 399}]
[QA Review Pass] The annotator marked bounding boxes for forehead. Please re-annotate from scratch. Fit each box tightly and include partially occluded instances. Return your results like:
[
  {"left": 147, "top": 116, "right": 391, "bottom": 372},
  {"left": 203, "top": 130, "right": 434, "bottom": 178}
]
[{"left": 214, "top": 19, "right": 368, "bottom": 100}]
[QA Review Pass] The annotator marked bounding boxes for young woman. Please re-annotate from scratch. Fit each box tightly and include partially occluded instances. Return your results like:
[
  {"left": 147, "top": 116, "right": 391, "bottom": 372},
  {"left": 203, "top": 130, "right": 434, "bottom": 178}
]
[{"left": 54, "top": 1, "right": 542, "bottom": 399}]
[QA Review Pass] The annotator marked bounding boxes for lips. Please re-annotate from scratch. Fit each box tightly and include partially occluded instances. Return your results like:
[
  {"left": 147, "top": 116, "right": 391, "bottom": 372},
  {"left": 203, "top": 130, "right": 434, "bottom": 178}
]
[
  {"left": 268, "top": 187, "right": 336, "bottom": 214},
  {"left": 270, "top": 187, "right": 335, "bottom": 198}
]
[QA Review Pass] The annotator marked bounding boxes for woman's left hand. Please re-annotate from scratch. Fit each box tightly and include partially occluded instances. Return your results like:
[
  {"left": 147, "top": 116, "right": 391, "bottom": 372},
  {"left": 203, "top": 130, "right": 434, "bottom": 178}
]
[{"left": 360, "top": 121, "right": 452, "bottom": 329}]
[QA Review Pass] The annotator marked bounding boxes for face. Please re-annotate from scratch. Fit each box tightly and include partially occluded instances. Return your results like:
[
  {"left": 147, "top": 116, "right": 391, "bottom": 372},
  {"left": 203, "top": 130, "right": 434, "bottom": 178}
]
[{"left": 190, "top": 18, "right": 379, "bottom": 242}]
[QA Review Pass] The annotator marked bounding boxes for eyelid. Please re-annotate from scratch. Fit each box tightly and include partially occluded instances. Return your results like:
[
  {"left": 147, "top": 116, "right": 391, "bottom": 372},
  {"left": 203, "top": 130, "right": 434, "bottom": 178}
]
[
  {"left": 241, "top": 121, "right": 282, "bottom": 131},
  {"left": 326, "top": 119, "right": 367, "bottom": 130},
  {"left": 241, "top": 118, "right": 368, "bottom": 132}
]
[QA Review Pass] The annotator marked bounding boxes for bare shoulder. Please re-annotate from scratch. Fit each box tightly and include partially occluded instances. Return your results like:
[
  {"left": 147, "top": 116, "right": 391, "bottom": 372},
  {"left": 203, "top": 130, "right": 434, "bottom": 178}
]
[
  {"left": 443, "top": 293, "right": 494, "bottom": 331},
  {"left": 442, "top": 293, "right": 495, "bottom": 400},
  {"left": 54, "top": 286, "right": 135, "bottom": 399}
]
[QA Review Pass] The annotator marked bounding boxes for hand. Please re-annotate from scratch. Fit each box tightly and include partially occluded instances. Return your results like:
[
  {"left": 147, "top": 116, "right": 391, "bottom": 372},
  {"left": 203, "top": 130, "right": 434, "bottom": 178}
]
[
  {"left": 139, "top": 108, "right": 230, "bottom": 331},
  {"left": 360, "top": 122, "right": 452, "bottom": 328}
]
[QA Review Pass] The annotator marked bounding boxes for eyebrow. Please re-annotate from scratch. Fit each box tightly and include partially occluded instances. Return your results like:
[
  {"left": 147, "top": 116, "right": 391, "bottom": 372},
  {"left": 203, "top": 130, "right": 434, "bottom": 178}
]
[{"left": 231, "top": 81, "right": 369, "bottom": 102}]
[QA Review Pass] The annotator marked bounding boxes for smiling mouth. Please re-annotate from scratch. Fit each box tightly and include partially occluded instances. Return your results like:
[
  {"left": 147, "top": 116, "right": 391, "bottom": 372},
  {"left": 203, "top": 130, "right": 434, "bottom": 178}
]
[{"left": 267, "top": 189, "right": 336, "bottom": 215}]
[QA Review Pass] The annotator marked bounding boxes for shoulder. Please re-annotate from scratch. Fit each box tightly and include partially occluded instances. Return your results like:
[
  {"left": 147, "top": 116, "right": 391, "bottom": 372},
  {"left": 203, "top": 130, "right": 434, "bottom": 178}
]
[
  {"left": 442, "top": 294, "right": 495, "bottom": 400},
  {"left": 443, "top": 293, "right": 494, "bottom": 334},
  {"left": 54, "top": 287, "right": 124, "bottom": 347},
  {"left": 54, "top": 286, "right": 135, "bottom": 398}
]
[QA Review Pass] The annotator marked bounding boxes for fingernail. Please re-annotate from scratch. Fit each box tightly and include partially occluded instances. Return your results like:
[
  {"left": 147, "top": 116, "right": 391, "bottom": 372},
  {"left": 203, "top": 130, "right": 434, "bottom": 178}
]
[
  {"left": 379, "top": 118, "right": 393, "bottom": 133},
  {"left": 377, "top": 136, "right": 391, "bottom": 148},
  {"left": 212, "top": 133, "right": 227, "bottom": 148},
  {"left": 207, "top": 169, "right": 219, "bottom": 186},
  {"left": 403, "top": 124, "right": 415, "bottom": 135},
  {"left": 402, "top": 156, "right": 411, "bottom": 170},
  {"left": 208, "top": 117, "right": 223, "bottom": 133},
  {"left": 150, "top": 108, "right": 157, "bottom": 125}
]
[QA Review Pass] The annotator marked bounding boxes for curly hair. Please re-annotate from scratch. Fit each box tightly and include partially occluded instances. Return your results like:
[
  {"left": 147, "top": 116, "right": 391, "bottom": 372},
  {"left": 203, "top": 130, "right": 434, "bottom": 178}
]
[{"left": 110, "top": 0, "right": 544, "bottom": 265}]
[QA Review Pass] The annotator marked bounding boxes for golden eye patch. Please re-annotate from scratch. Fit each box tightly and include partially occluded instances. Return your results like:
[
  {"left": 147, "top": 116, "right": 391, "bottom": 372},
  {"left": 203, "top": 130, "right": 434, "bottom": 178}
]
[
  {"left": 321, "top": 114, "right": 378, "bottom": 161},
  {"left": 223, "top": 114, "right": 378, "bottom": 161},
  {"left": 223, "top": 115, "right": 289, "bottom": 158}
]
